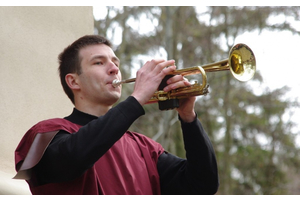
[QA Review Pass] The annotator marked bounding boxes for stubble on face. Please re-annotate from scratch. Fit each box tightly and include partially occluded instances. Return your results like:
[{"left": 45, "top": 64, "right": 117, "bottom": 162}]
[{"left": 77, "top": 44, "right": 122, "bottom": 107}]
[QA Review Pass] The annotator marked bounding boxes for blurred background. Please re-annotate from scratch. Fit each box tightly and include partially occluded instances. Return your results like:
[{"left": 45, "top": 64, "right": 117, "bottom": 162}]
[{"left": 93, "top": 6, "right": 300, "bottom": 195}]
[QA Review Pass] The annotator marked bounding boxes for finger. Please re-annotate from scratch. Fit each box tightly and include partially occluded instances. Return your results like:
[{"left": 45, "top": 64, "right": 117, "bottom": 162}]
[
  {"left": 166, "top": 75, "right": 185, "bottom": 84},
  {"left": 182, "top": 77, "right": 192, "bottom": 86},
  {"left": 143, "top": 59, "right": 165, "bottom": 71},
  {"left": 153, "top": 60, "right": 175, "bottom": 74},
  {"left": 160, "top": 64, "right": 176, "bottom": 77},
  {"left": 166, "top": 75, "right": 191, "bottom": 86},
  {"left": 163, "top": 79, "right": 190, "bottom": 92}
]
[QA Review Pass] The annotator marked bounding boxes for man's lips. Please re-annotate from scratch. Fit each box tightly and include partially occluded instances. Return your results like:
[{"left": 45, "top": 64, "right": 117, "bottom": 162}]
[{"left": 107, "top": 79, "right": 119, "bottom": 84}]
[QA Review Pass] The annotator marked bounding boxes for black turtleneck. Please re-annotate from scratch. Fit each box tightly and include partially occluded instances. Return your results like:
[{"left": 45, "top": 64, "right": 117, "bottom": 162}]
[{"left": 34, "top": 96, "right": 219, "bottom": 194}]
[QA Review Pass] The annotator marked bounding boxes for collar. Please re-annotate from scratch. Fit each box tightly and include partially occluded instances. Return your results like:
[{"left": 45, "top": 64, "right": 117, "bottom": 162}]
[{"left": 64, "top": 108, "right": 98, "bottom": 126}]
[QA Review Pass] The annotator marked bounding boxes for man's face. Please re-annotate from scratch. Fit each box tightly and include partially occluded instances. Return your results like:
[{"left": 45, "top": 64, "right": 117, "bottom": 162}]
[{"left": 76, "top": 44, "right": 122, "bottom": 106}]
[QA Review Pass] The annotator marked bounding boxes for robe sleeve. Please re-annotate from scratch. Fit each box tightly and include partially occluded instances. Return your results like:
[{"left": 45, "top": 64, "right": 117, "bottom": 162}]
[{"left": 14, "top": 118, "right": 82, "bottom": 180}]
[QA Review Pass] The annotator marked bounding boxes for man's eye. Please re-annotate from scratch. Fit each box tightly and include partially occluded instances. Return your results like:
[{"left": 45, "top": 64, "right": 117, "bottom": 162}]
[{"left": 95, "top": 62, "right": 103, "bottom": 65}]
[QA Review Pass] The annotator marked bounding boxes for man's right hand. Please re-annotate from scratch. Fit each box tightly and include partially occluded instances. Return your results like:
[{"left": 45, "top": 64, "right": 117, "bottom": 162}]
[{"left": 131, "top": 59, "right": 176, "bottom": 105}]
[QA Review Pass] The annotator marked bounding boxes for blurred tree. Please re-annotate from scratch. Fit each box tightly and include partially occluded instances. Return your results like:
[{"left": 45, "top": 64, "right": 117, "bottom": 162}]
[
  {"left": 199, "top": 7, "right": 300, "bottom": 194},
  {"left": 94, "top": 6, "right": 300, "bottom": 194}
]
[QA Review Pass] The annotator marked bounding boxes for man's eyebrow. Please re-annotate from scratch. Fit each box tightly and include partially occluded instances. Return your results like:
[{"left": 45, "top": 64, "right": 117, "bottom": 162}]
[
  {"left": 90, "top": 55, "right": 105, "bottom": 61},
  {"left": 112, "top": 56, "right": 120, "bottom": 64},
  {"left": 90, "top": 55, "right": 120, "bottom": 64}
]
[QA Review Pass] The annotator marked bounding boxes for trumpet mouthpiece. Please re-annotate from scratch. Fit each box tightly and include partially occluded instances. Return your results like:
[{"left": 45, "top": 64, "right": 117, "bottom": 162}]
[{"left": 112, "top": 79, "right": 121, "bottom": 88}]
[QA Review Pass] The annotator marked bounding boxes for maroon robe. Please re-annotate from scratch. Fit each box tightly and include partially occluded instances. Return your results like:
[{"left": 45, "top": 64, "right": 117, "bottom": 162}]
[{"left": 14, "top": 118, "right": 164, "bottom": 194}]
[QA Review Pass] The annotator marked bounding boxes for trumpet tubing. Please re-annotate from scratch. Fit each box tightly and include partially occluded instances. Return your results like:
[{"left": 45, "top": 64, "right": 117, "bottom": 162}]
[{"left": 112, "top": 43, "right": 256, "bottom": 104}]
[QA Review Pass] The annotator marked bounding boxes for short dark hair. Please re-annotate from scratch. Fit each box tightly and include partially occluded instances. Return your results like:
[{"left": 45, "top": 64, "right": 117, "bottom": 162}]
[{"left": 58, "top": 35, "right": 112, "bottom": 104}]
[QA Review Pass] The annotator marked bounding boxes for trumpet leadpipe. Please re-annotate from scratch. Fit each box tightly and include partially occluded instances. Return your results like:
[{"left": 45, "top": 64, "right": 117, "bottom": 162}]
[{"left": 112, "top": 78, "right": 136, "bottom": 88}]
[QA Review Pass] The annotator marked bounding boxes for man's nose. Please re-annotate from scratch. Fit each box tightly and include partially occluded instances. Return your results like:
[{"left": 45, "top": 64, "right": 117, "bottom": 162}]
[{"left": 108, "top": 62, "right": 119, "bottom": 75}]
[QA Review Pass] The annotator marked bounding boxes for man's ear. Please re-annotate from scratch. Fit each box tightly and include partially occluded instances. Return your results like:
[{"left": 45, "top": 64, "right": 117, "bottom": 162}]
[{"left": 65, "top": 73, "right": 80, "bottom": 90}]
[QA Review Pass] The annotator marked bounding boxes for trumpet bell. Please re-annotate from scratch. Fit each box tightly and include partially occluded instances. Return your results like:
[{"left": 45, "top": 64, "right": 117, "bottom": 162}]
[{"left": 229, "top": 43, "right": 256, "bottom": 82}]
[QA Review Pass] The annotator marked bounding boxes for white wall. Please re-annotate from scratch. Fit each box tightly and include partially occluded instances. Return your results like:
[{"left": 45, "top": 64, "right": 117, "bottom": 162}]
[{"left": 0, "top": 6, "right": 93, "bottom": 194}]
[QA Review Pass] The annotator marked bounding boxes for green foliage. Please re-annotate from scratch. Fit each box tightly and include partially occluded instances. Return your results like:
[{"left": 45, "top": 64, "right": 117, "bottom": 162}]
[{"left": 94, "top": 6, "right": 300, "bottom": 194}]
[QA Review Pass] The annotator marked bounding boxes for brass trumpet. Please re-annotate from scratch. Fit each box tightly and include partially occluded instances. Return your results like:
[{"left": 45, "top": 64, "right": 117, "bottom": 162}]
[{"left": 112, "top": 43, "right": 256, "bottom": 104}]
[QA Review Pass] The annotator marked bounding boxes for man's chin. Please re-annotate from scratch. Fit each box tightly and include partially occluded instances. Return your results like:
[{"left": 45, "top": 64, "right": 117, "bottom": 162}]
[{"left": 107, "top": 93, "right": 121, "bottom": 104}]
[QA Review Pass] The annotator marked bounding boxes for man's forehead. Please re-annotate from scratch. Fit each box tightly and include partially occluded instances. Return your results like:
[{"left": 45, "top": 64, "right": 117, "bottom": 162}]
[{"left": 79, "top": 44, "right": 119, "bottom": 62}]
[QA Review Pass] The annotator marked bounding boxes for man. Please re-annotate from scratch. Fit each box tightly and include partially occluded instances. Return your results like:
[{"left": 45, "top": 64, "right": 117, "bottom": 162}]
[{"left": 14, "top": 35, "right": 219, "bottom": 195}]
